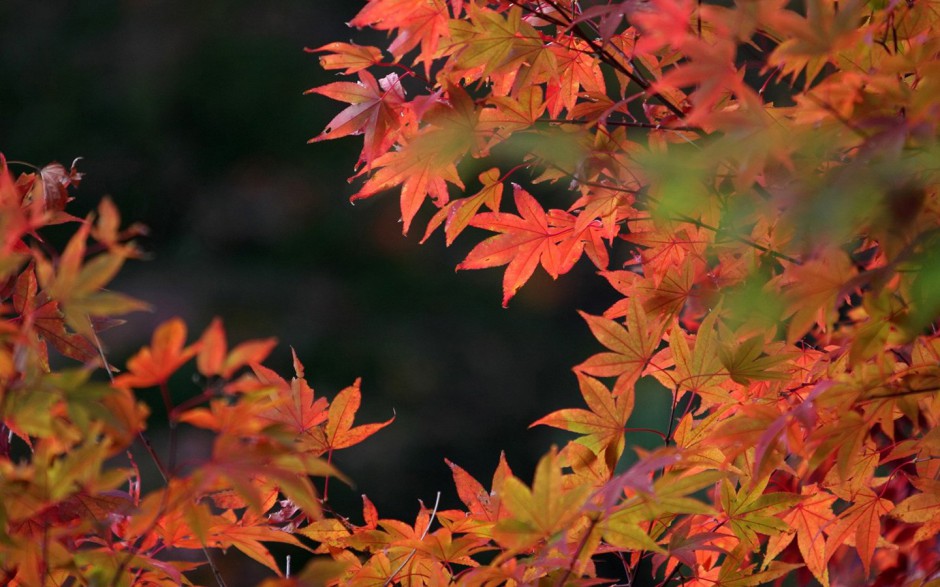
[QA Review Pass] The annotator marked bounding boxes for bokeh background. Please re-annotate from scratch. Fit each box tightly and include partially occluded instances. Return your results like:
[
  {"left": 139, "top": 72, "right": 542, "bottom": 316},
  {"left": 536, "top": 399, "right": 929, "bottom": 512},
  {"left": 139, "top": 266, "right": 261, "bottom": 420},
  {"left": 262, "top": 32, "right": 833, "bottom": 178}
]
[{"left": 1, "top": 1, "right": 671, "bottom": 581}]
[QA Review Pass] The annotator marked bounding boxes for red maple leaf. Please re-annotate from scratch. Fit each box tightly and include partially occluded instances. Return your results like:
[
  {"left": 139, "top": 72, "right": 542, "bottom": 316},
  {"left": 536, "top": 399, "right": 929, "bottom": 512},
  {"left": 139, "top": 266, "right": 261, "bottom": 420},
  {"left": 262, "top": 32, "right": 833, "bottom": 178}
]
[
  {"left": 307, "top": 70, "right": 407, "bottom": 167},
  {"left": 458, "top": 184, "right": 566, "bottom": 307}
]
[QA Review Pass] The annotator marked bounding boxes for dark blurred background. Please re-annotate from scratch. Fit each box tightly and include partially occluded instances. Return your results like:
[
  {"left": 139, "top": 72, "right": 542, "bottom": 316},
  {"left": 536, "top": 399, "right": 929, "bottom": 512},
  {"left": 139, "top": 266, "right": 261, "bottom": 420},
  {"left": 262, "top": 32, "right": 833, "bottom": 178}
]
[{"left": 1, "top": 1, "right": 671, "bottom": 581}]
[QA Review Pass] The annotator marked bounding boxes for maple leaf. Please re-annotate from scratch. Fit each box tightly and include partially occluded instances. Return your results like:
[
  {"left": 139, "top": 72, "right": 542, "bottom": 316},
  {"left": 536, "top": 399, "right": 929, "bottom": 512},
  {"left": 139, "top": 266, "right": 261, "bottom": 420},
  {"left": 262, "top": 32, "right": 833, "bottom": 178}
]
[
  {"left": 444, "top": 453, "right": 512, "bottom": 525},
  {"left": 824, "top": 487, "right": 894, "bottom": 576},
  {"left": 575, "top": 297, "right": 667, "bottom": 396},
  {"left": 399, "top": 527, "right": 492, "bottom": 568},
  {"left": 547, "top": 208, "right": 610, "bottom": 275},
  {"left": 422, "top": 167, "right": 503, "bottom": 246},
  {"left": 655, "top": 310, "right": 730, "bottom": 405},
  {"left": 622, "top": 223, "right": 708, "bottom": 286},
  {"left": 437, "top": 452, "right": 514, "bottom": 539},
  {"left": 12, "top": 264, "right": 100, "bottom": 365},
  {"left": 345, "top": 502, "right": 447, "bottom": 581},
  {"left": 653, "top": 516, "right": 727, "bottom": 579},
  {"left": 719, "top": 478, "right": 802, "bottom": 551},
  {"left": 808, "top": 410, "right": 872, "bottom": 484},
  {"left": 717, "top": 334, "right": 793, "bottom": 386},
  {"left": 764, "top": 484, "right": 837, "bottom": 587},
  {"left": 351, "top": 85, "right": 474, "bottom": 234},
  {"left": 89, "top": 196, "right": 147, "bottom": 256},
  {"left": 349, "top": 0, "right": 450, "bottom": 69},
  {"left": 640, "top": 261, "right": 700, "bottom": 319},
  {"left": 457, "top": 184, "right": 565, "bottom": 307},
  {"left": 710, "top": 546, "right": 804, "bottom": 587},
  {"left": 195, "top": 317, "right": 277, "bottom": 379},
  {"left": 545, "top": 36, "right": 606, "bottom": 119},
  {"left": 34, "top": 219, "right": 150, "bottom": 338},
  {"left": 178, "top": 398, "right": 272, "bottom": 441},
  {"left": 602, "top": 506, "right": 666, "bottom": 554},
  {"left": 188, "top": 512, "right": 309, "bottom": 575},
  {"left": 531, "top": 373, "right": 632, "bottom": 469},
  {"left": 672, "top": 410, "right": 732, "bottom": 471},
  {"left": 26, "top": 159, "right": 82, "bottom": 216},
  {"left": 766, "top": 0, "right": 865, "bottom": 87},
  {"left": 253, "top": 353, "right": 330, "bottom": 451},
  {"left": 778, "top": 252, "right": 857, "bottom": 342},
  {"left": 598, "top": 270, "right": 642, "bottom": 319},
  {"left": 308, "top": 42, "right": 383, "bottom": 75},
  {"left": 477, "top": 84, "right": 547, "bottom": 143},
  {"left": 307, "top": 70, "right": 407, "bottom": 167},
  {"left": 601, "top": 465, "right": 717, "bottom": 557},
  {"left": 492, "top": 447, "right": 590, "bottom": 552},
  {"left": 113, "top": 318, "right": 198, "bottom": 388},
  {"left": 568, "top": 185, "right": 634, "bottom": 242},
  {"left": 323, "top": 378, "right": 394, "bottom": 451},
  {"left": 447, "top": 5, "right": 554, "bottom": 85},
  {"left": 652, "top": 37, "right": 752, "bottom": 127},
  {"left": 891, "top": 477, "right": 940, "bottom": 544}
]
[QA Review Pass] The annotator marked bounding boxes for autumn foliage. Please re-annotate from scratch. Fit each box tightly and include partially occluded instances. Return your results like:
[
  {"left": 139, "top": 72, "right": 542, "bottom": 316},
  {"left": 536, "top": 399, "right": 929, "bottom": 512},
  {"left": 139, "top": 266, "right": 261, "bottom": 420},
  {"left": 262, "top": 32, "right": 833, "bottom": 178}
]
[{"left": 3, "top": 0, "right": 940, "bottom": 584}]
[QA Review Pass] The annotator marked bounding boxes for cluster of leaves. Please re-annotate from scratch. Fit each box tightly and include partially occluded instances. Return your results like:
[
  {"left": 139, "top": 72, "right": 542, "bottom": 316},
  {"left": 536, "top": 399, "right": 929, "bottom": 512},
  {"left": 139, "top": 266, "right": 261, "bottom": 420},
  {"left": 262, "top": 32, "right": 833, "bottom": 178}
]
[
  {"left": 0, "top": 157, "right": 394, "bottom": 583},
  {"left": 3, "top": 0, "right": 940, "bottom": 584},
  {"left": 303, "top": 0, "right": 940, "bottom": 584}
]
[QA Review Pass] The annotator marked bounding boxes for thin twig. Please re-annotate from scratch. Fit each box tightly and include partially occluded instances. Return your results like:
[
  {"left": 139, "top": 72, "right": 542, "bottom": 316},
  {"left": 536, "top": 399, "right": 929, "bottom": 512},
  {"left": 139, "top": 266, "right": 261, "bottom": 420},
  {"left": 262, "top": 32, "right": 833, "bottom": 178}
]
[
  {"left": 556, "top": 515, "right": 600, "bottom": 587},
  {"left": 91, "top": 320, "right": 228, "bottom": 587},
  {"left": 384, "top": 491, "right": 442, "bottom": 586}
]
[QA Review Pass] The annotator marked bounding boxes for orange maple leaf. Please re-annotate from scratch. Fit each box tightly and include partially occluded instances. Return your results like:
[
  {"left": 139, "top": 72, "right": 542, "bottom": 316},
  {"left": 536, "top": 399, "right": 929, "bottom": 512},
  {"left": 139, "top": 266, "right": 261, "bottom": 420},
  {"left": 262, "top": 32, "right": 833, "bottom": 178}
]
[
  {"left": 824, "top": 487, "right": 894, "bottom": 576},
  {"left": 308, "top": 42, "right": 383, "bottom": 75},
  {"left": 422, "top": 167, "right": 504, "bottom": 246},
  {"left": 764, "top": 484, "right": 837, "bottom": 586},
  {"left": 114, "top": 318, "right": 198, "bottom": 388},
  {"left": 253, "top": 353, "right": 330, "bottom": 448},
  {"left": 324, "top": 379, "right": 394, "bottom": 451},
  {"left": 575, "top": 297, "right": 667, "bottom": 396},
  {"left": 531, "top": 373, "right": 632, "bottom": 469},
  {"left": 195, "top": 317, "right": 277, "bottom": 379}
]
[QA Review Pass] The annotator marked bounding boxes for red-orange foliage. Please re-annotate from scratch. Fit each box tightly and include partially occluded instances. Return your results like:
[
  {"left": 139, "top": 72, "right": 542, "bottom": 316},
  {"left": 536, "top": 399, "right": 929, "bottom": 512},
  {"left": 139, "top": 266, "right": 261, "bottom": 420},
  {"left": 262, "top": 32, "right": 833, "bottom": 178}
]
[{"left": 3, "top": 0, "right": 940, "bottom": 584}]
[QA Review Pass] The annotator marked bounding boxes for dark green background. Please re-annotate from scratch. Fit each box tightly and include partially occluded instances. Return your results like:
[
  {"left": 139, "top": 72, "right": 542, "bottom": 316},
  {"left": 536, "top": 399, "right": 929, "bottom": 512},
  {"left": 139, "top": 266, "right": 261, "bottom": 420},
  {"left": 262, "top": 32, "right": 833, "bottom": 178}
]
[{"left": 1, "top": 1, "right": 671, "bottom": 581}]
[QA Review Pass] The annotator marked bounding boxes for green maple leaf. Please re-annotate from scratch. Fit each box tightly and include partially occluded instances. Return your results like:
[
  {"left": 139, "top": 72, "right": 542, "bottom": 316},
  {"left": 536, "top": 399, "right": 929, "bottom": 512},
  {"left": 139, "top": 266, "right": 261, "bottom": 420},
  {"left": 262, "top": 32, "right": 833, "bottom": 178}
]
[{"left": 719, "top": 478, "right": 801, "bottom": 551}]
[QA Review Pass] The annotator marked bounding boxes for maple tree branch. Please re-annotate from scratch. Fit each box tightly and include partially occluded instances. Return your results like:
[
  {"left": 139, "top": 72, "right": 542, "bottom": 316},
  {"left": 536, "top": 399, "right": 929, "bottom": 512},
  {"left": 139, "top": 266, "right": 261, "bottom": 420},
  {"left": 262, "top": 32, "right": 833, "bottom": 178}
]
[
  {"left": 626, "top": 427, "right": 668, "bottom": 441},
  {"left": 161, "top": 381, "right": 180, "bottom": 475},
  {"left": 642, "top": 192, "right": 803, "bottom": 265},
  {"left": 201, "top": 549, "right": 228, "bottom": 587},
  {"left": 802, "top": 92, "right": 870, "bottom": 140},
  {"left": 539, "top": 118, "right": 700, "bottom": 132},
  {"left": 90, "top": 324, "right": 172, "bottom": 483},
  {"left": 171, "top": 380, "right": 226, "bottom": 417},
  {"left": 659, "top": 563, "right": 686, "bottom": 586},
  {"left": 604, "top": 119, "right": 700, "bottom": 132},
  {"left": 556, "top": 514, "right": 599, "bottom": 586},
  {"left": 373, "top": 62, "right": 432, "bottom": 87},
  {"left": 864, "top": 385, "right": 940, "bottom": 401},
  {"left": 541, "top": 161, "right": 802, "bottom": 266},
  {"left": 323, "top": 449, "right": 335, "bottom": 502},
  {"left": 505, "top": 0, "right": 700, "bottom": 132},
  {"left": 664, "top": 391, "right": 680, "bottom": 447}
]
